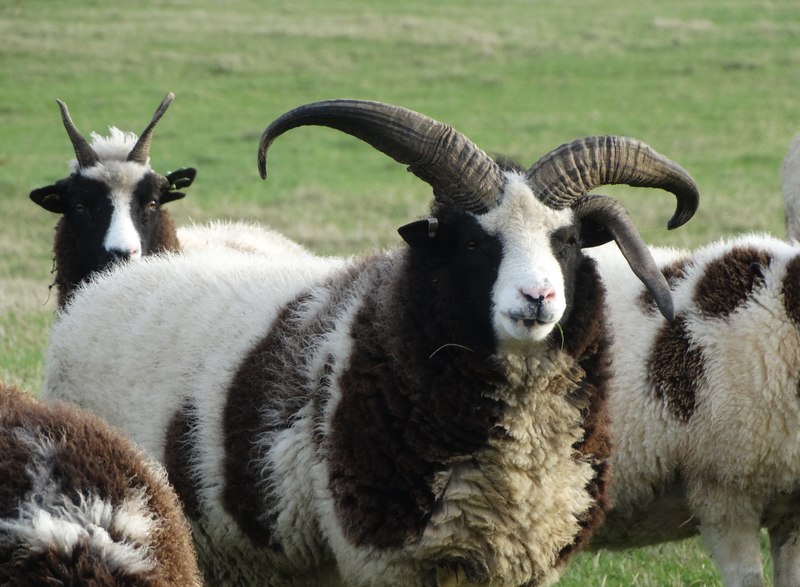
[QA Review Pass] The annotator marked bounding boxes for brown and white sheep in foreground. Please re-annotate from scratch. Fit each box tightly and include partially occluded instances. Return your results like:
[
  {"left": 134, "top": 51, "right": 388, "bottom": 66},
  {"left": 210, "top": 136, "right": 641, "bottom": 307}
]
[{"left": 0, "top": 382, "right": 202, "bottom": 586}]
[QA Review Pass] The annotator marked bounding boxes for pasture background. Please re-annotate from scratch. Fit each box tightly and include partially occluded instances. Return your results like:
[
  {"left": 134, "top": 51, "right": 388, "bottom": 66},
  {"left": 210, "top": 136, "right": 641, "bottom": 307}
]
[{"left": 1, "top": 0, "right": 798, "bottom": 584}]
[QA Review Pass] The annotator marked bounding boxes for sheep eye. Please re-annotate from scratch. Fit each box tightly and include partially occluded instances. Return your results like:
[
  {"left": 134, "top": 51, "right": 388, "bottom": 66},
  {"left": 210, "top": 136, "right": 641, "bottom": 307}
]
[
  {"left": 467, "top": 240, "right": 478, "bottom": 250},
  {"left": 146, "top": 200, "right": 158, "bottom": 211},
  {"left": 74, "top": 203, "right": 85, "bottom": 213}
]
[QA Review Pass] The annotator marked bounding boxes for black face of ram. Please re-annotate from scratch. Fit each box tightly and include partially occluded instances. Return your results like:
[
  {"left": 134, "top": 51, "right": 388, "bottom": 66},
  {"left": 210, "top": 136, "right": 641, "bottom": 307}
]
[{"left": 400, "top": 210, "right": 504, "bottom": 353}]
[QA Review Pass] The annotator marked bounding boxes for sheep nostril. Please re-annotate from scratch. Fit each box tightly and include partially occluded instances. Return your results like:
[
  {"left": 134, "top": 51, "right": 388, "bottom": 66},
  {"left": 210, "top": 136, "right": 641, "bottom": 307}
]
[
  {"left": 520, "top": 287, "right": 554, "bottom": 305},
  {"left": 108, "top": 248, "right": 135, "bottom": 262}
]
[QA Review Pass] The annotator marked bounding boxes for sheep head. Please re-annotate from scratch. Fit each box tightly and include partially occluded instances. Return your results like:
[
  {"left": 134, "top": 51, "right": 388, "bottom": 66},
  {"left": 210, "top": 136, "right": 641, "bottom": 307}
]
[
  {"left": 258, "top": 100, "right": 699, "bottom": 345},
  {"left": 30, "top": 93, "right": 196, "bottom": 304}
]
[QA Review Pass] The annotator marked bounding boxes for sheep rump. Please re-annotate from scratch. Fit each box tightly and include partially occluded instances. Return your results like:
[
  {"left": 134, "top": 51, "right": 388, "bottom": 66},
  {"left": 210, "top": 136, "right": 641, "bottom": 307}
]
[{"left": 0, "top": 383, "right": 201, "bottom": 586}]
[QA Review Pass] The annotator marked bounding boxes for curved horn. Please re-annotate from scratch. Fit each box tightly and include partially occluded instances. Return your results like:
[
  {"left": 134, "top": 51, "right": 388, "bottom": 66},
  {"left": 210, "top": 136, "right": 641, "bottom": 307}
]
[
  {"left": 127, "top": 92, "right": 175, "bottom": 165},
  {"left": 258, "top": 99, "right": 504, "bottom": 214},
  {"left": 527, "top": 135, "right": 699, "bottom": 230},
  {"left": 56, "top": 99, "right": 99, "bottom": 169},
  {"left": 573, "top": 194, "right": 674, "bottom": 320}
]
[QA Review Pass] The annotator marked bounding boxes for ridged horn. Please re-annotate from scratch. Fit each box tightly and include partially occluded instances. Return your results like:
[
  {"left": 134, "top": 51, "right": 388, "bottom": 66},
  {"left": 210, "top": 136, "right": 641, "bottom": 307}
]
[
  {"left": 572, "top": 195, "right": 675, "bottom": 320},
  {"left": 527, "top": 135, "right": 699, "bottom": 230},
  {"left": 56, "top": 99, "right": 99, "bottom": 169},
  {"left": 127, "top": 92, "right": 174, "bottom": 165},
  {"left": 258, "top": 99, "right": 505, "bottom": 214}
]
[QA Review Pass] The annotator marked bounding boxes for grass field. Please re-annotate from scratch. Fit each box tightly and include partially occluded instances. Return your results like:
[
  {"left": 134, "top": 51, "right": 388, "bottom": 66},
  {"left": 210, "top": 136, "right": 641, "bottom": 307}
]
[{"left": 2, "top": 0, "right": 799, "bottom": 584}]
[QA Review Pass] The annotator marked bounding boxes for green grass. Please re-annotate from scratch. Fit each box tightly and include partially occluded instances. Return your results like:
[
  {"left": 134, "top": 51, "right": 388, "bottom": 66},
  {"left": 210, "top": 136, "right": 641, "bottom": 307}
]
[{"left": 2, "top": 0, "right": 799, "bottom": 584}]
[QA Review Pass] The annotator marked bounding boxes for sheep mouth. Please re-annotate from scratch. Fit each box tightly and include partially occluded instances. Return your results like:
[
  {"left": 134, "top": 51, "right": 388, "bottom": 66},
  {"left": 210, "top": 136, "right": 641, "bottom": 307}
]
[{"left": 505, "top": 312, "right": 549, "bottom": 329}]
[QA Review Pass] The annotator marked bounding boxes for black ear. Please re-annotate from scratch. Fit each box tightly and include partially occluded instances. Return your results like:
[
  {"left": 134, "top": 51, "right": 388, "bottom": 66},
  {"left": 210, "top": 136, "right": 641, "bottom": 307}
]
[
  {"left": 162, "top": 167, "right": 197, "bottom": 204},
  {"left": 578, "top": 220, "right": 614, "bottom": 248},
  {"left": 398, "top": 217, "right": 439, "bottom": 249},
  {"left": 30, "top": 183, "right": 68, "bottom": 214}
]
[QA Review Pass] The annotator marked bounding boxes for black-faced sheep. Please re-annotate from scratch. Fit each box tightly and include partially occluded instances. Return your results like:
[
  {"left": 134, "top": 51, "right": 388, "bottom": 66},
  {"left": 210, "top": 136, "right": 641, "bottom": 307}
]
[
  {"left": 586, "top": 235, "right": 800, "bottom": 587},
  {"left": 31, "top": 92, "right": 305, "bottom": 309},
  {"left": 781, "top": 132, "right": 800, "bottom": 241},
  {"left": 41, "top": 99, "right": 699, "bottom": 586},
  {"left": 30, "top": 92, "right": 196, "bottom": 308},
  {"left": 0, "top": 382, "right": 202, "bottom": 586}
]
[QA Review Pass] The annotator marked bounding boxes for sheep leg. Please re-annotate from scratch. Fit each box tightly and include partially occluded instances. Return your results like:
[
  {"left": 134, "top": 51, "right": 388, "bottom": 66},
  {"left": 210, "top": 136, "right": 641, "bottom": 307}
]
[
  {"left": 699, "top": 518, "right": 764, "bottom": 587},
  {"left": 769, "top": 518, "right": 800, "bottom": 587}
]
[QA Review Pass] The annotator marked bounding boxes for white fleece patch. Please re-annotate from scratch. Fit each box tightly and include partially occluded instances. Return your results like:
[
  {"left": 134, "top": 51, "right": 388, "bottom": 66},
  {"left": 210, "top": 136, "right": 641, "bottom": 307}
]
[{"left": 0, "top": 428, "right": 159, "bottom": 576}]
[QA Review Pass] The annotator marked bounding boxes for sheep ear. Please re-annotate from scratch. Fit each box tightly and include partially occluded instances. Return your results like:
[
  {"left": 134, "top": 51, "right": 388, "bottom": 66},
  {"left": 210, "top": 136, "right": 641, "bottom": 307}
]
[
  {"left": 162, "top": 167, "right": 197, "bottom": 204},
  {"left": 30, "top": 183, "right": 68, "bottom": 214},
  {"left": 398, "top": 217, "right": 439, "bottom": 249}
]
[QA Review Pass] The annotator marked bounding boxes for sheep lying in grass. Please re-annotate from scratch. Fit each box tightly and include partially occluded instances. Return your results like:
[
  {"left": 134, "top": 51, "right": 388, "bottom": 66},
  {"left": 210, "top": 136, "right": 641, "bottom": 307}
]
[
  {"left": 31, "top": 92, "right": 306, "bottom": 308},
  {"left": 586, "top": 234, "right": 800, "bottom": 587},
  {"left": 41, "top": 99, "right": 699, "bottom": 586},
  {"left": 0, "top": 382, "right": 201, "bottom": 586},
  {"left": 781, "top": 132, "right": 800, "bottom": 241}
]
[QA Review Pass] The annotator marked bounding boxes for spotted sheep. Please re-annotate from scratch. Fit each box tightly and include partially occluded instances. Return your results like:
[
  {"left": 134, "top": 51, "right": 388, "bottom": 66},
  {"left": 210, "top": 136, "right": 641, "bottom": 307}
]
[
  {"left": 40, "top": 99, "right": 699, "bottom": 586},
  {"left": 0, "top": 382, "right": 201, "bottom": 586},
  {"left": 30, "top": 92, "right": 307, "bottom": 309},
  {"left": 586, "top": 234, "right": 800, "bottom": 587}
]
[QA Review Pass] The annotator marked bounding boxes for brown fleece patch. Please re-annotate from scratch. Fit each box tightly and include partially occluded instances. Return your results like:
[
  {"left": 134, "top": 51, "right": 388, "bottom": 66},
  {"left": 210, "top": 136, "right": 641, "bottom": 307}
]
[
  {"left": 0, "top": 386, "right": 36, "bottom": 520},
  {"left": 154, "top": 210, "right": 181, "bottom": 253},
  {"left": 694, "top": 246, "right": 771, "bottom": 317},
  {"left": 163, "top": 403, "right": 203, "bottom": 521},
  {"left": 222, "top": 299, "right": 303, "bottom": 548},
  {"left": 555, "top": 257, "right": 613, "bottom": 562},
  {"left": 784, "top": 254, "right": 800, "bottom": 326},
  {"left": 326, "top": 240, "right": 523, "bottom": 551},
  {"left": 222, "top": 263, "right": 366, "bottom": 547},
  {"left": 52, "top": 218, "right": 80, "bottom": 308},
  {"left": 1, "top": 541, "right": 121, "bottom": 586},
  {"left": 638, "top": 256, "right": 693, "bottom": 314},
  {"left": 647, "top": 317, "right": 704, "bottom": 421},
  {"left": 0, "top": 383, "right": 201, "bottom": 586}
]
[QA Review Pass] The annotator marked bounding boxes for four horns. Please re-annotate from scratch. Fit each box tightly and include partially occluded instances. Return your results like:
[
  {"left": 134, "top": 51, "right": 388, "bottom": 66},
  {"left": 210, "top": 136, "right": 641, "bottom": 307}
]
[{"left": 258, "top": 99, "right": 701, "bottom": 320}]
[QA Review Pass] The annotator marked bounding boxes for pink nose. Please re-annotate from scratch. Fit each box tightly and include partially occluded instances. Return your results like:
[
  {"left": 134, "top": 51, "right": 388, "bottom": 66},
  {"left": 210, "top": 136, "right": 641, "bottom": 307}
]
[{"left": 519, "top": 286, "right": 556, "bottom": 304}]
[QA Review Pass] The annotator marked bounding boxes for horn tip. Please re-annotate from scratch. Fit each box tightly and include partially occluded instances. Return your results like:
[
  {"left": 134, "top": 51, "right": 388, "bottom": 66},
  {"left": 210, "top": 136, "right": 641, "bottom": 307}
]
[{"left": 658, "top": 299, "right": 675, "bottom": 321}]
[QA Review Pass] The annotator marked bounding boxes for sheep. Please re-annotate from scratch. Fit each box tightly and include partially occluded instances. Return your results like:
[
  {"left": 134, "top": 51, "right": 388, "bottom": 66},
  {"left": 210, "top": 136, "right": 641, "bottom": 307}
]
[
  {"left": 585, "top": 234, "right": 800, "bottom": 587},
  {"left": 781, "top": 132, "right": 800, "bottom": 241},
  {"left": 31, "top": 92, "right": 306, "bottom": 309},
  {"left": 40, "top": 99, "right": 699, "bottom": 586},
  {"left": 0, "top": 382, "right": 202, "bottom": 586},
  {"left": 30, "top": 92, "right": 196, "bottom": 308}
]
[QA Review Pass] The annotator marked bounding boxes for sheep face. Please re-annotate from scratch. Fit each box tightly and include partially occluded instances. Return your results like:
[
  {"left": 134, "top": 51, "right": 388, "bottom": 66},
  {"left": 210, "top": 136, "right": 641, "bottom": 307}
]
[
  {"left": 31, "top": 158, "right": 194, "bottom": 278},
  {"left": 483, "top": 174, "right": 580, "bottom": 346},
  {"left": 401, "top": 173, "right": 584, "bottom": 350}
]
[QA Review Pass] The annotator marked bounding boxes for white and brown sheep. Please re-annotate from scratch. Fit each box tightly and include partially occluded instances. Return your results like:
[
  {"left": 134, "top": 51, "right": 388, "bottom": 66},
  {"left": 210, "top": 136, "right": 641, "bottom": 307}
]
[
  {"left": 586, "top": 234, "right": 800, "bottom": 587},
  {"left": 41, "top": 99, "right": 699, "bottom": 586},
  {"left": 0, "top": 382, "right": 202, "bottom": 586}
]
